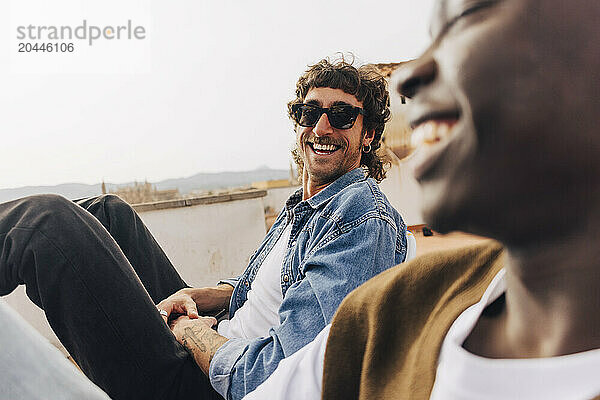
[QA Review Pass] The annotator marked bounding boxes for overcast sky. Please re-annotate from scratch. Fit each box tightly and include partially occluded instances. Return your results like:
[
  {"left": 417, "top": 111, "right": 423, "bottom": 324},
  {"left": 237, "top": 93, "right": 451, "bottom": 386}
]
[{"left": 0, "top": 0, "right": 435, "bottom": 190}]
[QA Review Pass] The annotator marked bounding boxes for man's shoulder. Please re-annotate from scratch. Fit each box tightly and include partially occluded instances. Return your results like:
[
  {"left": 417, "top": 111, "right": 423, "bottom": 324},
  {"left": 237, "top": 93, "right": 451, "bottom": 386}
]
[
  {"left": 324, "top": 241, "right": 505, "bottom": 400},
  {"left": 339, "top": 240, "right": 504, "bottom": 314},
  {"left": 323, "top": 177, "right": 399, "bottom": 225}
]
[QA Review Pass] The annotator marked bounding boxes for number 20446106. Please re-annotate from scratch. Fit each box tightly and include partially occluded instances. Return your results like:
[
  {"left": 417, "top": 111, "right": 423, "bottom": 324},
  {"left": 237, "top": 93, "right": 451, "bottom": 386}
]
[{"left": 18, "top": 42, "right": 74, "bottom": 52}]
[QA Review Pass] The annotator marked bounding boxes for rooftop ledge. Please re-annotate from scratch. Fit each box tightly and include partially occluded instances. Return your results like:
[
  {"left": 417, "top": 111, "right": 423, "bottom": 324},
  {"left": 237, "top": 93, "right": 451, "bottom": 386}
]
[{"left": 132, "top": 189, "right": 267, "bottom": 213}]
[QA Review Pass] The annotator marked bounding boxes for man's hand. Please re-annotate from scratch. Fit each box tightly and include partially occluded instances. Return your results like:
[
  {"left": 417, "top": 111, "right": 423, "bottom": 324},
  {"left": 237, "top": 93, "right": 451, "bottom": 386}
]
[
  {"left": 156, "top": 290, "right": 200, "bottom": 323},
  {"left": 170, "top": 316, "right": 229, "bottom": 374},
  {"left": 156, "top": 285, "right": 233, "bottom": 324}
]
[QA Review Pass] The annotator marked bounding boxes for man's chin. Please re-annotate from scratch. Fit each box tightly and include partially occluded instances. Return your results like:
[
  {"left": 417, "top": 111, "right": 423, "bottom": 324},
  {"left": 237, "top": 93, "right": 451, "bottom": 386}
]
[
  {"left": 422, "top": 209, "right": 457, "bottom": 235},
  {"left": 306, "top": 166, "right": 346, "bottom": 185},
  {"left": 308, "top": 174, "right": 339, "bottom": 188},
  {"left": 420, "top": 183, "right": 465, "bottom": 234}
]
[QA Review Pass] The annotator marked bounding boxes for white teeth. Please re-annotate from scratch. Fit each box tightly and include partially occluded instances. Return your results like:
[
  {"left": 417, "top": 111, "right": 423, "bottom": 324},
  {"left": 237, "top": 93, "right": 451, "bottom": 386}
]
[
  {"left": 312, "top": 143, "right": 337, "bottom": 152},
  {"left": 411, "top": 121, "right": 455, "bottom": 148}
]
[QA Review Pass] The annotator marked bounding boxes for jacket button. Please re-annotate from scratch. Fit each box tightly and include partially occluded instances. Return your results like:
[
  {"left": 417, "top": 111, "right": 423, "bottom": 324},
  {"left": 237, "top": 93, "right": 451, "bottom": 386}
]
[{"left": 283, "top": 275, "right": 289, "bottom": 282}]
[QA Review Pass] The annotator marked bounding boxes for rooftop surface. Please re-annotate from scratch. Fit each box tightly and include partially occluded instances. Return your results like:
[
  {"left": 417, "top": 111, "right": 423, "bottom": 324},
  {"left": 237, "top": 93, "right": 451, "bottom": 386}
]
[{"left": 413, "top": 230, "right": 489, "bottom": 256}]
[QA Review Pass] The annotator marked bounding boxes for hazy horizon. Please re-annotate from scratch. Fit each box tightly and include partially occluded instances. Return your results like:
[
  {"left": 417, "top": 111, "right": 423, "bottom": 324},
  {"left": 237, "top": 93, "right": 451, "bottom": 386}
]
[{"left": 0, "top": 164, "right": 290, "bottom": 191}]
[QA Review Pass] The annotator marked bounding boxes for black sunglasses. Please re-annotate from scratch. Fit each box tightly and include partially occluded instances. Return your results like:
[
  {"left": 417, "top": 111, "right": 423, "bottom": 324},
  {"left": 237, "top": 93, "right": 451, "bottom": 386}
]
[{"left": 291, "top": 103, "right": 366, "bottom": 130}]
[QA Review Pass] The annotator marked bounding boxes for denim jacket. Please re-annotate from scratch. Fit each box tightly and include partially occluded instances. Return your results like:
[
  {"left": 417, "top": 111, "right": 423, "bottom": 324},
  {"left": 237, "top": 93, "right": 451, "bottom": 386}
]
[{"left": 209, "top": 168, "right": 408, "bottom": 399}]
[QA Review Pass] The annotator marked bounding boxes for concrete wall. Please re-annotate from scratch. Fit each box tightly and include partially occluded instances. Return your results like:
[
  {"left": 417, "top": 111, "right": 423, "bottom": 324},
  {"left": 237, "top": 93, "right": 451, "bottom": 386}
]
[
  {"left": 137, "top": 196, "right": 267, "bottom": 288},
  {"left": 3, "top": 191, "right": 268, "bottom": 351}
]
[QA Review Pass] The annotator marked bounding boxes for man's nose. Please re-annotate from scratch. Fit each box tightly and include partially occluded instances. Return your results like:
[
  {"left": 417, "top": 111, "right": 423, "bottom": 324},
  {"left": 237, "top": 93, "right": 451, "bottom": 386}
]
[
  {"left": 313, "top": 112, "right": 334, "bottom": 137},
  {"left": 393, "top": 50, "right": 437, "bottom": 99}
]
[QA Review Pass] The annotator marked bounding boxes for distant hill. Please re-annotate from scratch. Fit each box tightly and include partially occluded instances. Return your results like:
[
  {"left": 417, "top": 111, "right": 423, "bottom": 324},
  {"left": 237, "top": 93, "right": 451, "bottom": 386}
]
[{"left": 0, "top": 167, "right": 291, "bottom": 204}]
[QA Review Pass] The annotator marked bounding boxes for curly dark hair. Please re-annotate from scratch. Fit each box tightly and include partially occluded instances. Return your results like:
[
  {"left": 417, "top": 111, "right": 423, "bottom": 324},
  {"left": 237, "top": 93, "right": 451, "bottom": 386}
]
[{"left": 288, "top": 56, "right": 391, "bottom": 182}]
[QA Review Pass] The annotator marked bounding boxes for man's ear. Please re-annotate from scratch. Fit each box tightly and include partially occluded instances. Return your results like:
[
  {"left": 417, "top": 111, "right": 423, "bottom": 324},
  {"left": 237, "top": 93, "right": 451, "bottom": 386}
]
[{"left": 363, "top": 129, "right": 375, "bottom": 146}]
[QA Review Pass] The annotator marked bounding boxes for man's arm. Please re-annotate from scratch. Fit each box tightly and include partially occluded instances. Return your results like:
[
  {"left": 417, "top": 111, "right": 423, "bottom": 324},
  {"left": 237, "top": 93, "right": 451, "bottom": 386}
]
[
  {"left": 188, "top": 284, "right": 233, "bottom": 312},
  {"left": 170, "top": 316, "right": 229, "bottom": 374}
]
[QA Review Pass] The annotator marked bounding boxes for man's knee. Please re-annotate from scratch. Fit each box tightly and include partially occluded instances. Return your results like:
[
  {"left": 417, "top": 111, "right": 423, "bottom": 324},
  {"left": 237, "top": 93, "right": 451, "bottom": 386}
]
[
  {"left": 20, "top": 194, "right": 75, "bottom": 216},
  {"left": 97, "top": 194, "right": 127, "bottom": 207},
  {"left": 2, "top": 194, "right": 83, "bottom": 235},
  {"left": 77, "top": 194, "right": 133, "bottom": 216},
  {"left": 96, "top": 194, "right": 135, "bottom": 218}
]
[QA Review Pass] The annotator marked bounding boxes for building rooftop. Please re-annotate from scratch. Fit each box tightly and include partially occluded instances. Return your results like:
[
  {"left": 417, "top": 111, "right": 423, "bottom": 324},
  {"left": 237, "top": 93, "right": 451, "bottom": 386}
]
[{"left": 373, "top": 62, "right": 408, "bottom": 77}]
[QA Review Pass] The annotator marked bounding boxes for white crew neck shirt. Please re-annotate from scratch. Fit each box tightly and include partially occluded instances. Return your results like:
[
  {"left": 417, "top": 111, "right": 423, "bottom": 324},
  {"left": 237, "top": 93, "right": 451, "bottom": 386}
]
[
  {"left": 218, "top": 222, "right": 291, "bottom": 339},
  {"left": 430, "top": 269, "right": 600, "bottom": 400}
]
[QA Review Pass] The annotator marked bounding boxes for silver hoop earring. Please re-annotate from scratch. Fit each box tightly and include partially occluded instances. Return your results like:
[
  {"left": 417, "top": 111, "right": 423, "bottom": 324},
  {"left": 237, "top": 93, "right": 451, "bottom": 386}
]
[{"left": 362, "top": 144, "right": 372, "bottom": 153}]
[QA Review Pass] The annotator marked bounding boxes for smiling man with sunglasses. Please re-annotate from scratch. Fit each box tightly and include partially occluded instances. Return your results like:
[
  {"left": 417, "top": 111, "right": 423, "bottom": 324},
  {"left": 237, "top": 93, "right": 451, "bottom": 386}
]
[
  {"left": 183, "top": 58, "right": 411, "bottom": 399},
  {"left": 0, "top": 57, "right": 410, "bottom": 400},
  {"left": 288, "top": 60, "right": 390, "bottom": 198},
  {"left": 290, "top": 89, "right": 373, "bottom": 197}
]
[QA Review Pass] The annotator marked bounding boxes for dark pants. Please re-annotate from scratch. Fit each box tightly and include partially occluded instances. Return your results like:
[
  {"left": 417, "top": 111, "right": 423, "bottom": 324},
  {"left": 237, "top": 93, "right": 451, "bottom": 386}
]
[{"left": 0, "top": 194, "right": 222, "bottom": 400}]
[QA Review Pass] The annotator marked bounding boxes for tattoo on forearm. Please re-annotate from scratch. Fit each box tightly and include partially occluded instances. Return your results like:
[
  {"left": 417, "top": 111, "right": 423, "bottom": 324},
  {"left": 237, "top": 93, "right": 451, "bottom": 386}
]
[
  {"left": 183, "top": 327, "right": 207, "bottom": 352},
  {"left": 180, "top": 325, "right": 228, "bottom": 370}
]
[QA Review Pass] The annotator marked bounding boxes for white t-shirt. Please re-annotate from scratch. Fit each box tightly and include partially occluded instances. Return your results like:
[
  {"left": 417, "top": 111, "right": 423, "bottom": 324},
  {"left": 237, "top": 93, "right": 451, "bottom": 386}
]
[
  {"left": 218, "top": 222, "right": 291, "bottom": 339},
  {"left": 242, "top": 231, "right": 417, "bottom": 400},
  {"left": 430, "top": 268, "right": 600, "bottom": 400}
]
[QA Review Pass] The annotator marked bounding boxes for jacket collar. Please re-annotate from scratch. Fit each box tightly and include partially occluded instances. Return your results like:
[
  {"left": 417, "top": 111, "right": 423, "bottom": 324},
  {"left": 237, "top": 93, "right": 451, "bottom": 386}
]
[{"left": 285, "top": 168, "right": 367, "bottom": 215}]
